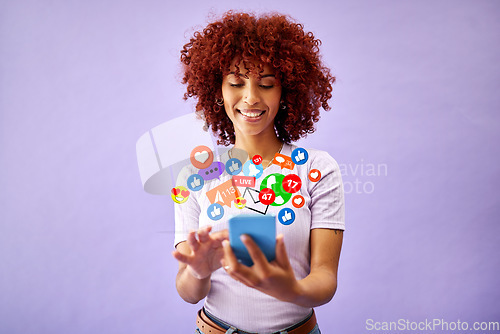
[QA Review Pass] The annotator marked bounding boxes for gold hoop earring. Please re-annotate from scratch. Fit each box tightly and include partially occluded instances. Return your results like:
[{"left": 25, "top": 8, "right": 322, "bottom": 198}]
[{"left": 216, "top": 98, "right": 224, "bottom": 107}]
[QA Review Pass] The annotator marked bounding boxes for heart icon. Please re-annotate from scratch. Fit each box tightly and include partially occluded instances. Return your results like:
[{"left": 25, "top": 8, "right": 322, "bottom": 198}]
[
  {"left": 171, "top": 188, "right": 180, "bottom": 196},
  {"left": 181, "top": 190, "right": 190, "bottom": 198},
  {"left": 308, "top": 169, "right": 321, "bottom": 182},
  {"left": 194, "top": 151, "right": 209, "bottom": 163},
  {"left": 291, "top": 195, "right": 305, "bottom": 208}
]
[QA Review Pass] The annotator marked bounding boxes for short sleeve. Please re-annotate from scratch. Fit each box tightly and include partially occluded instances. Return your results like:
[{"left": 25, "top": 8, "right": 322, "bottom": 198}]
[
  {"left": 308, "top": 151, "right": 345, "bottom": 230},
  {"left": 173, "top": 166, "right": 201, "bottom": 247}
]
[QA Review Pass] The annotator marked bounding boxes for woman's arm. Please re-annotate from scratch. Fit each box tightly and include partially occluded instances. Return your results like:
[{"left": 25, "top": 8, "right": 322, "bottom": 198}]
[
  {"left": 293, "top": 228, "right": 343, "bottom": 307},
  {"left": 221, "top": 228, "right": 343, "bottom": 308},
  {"left": 173, "top": 226, "right": 228, "bottom": 304}
]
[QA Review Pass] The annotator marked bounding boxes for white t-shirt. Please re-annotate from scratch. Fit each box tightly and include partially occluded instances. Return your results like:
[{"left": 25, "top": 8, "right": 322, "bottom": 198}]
[{"left": 174, "top": 143, "right": 345, "bottom": 332}]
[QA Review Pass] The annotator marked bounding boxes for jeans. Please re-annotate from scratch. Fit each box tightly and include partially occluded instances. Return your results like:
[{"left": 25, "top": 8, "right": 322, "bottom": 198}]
[{"left": 195, "top": 323, "right": 321, "bottom": 334}]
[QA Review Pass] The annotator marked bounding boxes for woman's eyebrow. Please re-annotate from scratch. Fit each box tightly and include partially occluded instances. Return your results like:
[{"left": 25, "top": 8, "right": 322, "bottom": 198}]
[{"left": 228, "top": 72, "right": 276, "bottom": 78}]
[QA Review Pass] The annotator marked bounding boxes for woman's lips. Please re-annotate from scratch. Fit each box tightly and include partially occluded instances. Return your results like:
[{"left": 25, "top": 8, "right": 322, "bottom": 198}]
[{"left": 237, "top": 109, "right": 266, "bottom": 122}]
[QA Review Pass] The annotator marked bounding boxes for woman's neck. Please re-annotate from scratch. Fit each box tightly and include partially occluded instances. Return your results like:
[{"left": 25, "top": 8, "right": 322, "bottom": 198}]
[{"left": 233, "top": 131, "right": 283, "bottom": 166}]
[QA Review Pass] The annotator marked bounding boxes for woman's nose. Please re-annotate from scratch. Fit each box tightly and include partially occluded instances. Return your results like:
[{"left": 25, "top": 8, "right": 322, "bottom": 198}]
[{"left": 243, "top": 84, "right": 260, "bottom": 105}]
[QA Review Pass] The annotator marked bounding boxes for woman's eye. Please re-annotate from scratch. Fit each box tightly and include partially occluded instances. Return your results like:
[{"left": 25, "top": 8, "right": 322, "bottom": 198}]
[
  {"left": 260, "top": 85, "right": 274, "bottom": 89},
  {"left": 230, "top": 84, "right": 244, "bottom": 87}
]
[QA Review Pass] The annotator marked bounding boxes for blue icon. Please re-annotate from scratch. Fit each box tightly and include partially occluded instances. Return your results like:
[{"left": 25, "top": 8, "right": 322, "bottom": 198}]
[
  {"left": 242, "top": 160, "right": 264, "bottom": 179},
  {"left": 198, "top": 161, "right": 225, "bottom": 181},
  {"left": 226, "top": 158, "right": 242, "bottom": 175},
  {"left": 187, "top": 174, "right": 204, "bottom": 191},
  {"left": 207, "top": 203, "right": 224, "bottom": 221},
  {"left": 277, "top": 208, "right": 295, "bottom": 225},
  {"left": 291, "top": 148, "right": 308, "bottom": 165}
]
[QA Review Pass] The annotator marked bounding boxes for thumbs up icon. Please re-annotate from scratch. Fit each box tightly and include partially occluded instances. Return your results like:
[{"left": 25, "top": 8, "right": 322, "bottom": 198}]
[
  {"left": 211, "top": 205, "right": 220, "bottom": 217},
  {"left": 291, "top": 147, "right": 309, "bottom": 165},
  {"left": 191, "top": 176, "right": 201, "bottom": 188},
  {"left": 282, "top": 210, "right": 292, "bottom": 222},
  {"left": 278, "top": 208, "right": 295, "bottom": 225},
  {"left": 226, "top": 158, "right": 242, "bottom": 175},
  {"left": 187, "top": 174, "right": 204, "bottom": 191},
  {"left": 207, "top": 203, "right": 224, "bottom": 221}
]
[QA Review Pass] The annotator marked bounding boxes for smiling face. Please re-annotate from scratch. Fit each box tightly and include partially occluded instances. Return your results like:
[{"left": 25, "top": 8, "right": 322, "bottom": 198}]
[{"left": 222, "top": 59, "right": 282, "bottom": 140}]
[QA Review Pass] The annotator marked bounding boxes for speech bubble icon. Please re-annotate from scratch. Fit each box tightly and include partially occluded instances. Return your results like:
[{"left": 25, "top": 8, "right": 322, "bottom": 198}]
[
  {"left": 272, "top": 153, "right": 295, "bottom": 170},
  {"left": 198, "top": 161, "right": 225, "bottom": 181}
]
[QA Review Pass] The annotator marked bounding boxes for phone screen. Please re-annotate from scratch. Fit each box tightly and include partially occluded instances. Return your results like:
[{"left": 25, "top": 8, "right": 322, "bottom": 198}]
[{"left": 228, "top": 215, "right": 276, "bottom": 266}]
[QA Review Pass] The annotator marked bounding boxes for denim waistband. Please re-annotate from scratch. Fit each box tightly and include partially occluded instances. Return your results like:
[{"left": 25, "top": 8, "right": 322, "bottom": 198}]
[{"left": 203, "top": 307, "right": 314, "bottom": 334}]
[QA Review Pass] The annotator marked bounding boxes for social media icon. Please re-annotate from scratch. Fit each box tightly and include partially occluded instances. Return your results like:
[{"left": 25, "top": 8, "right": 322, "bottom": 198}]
[
  {"left": 171, "top": 186, "right": 190, "bottom": 204},
  {"left": 260, "top": 173, "right": 292, "bottom": 206},
  {"left": 190, "top": 145, "right": 214, "bottom": 169},
  {"left": 252, "top": 155, "right": 263, "bottom": 165},
  {"left": 291, "top": 195, "right": 305, "bottom": 208},
  {"left": 272, "top": 153, "right": 295, "bottom": 170},
  {"left": 206, "top": 179, "right": 241, "bottom": 208},
  {"left": 187, "top": 174, "right": 204, "bottom": 191},
  {"left": 207, "top": 203, "right": 224, "bottom": 221},
  {"left": 282, "top": 174, "right": 302, "bottom": 193},
  {"left": 225, "top": 158, "right": 242, "bottom": 175},
  {"left": 308, "top": 169, "right": 321, "bottom": 182},
  {"left": 234, "top": 197, "right": 247, "bottom": 209},
  {"left": 232, "top": 175, "right": 256, "bottom": 188},
  {"left": 199, "top": 161, "right": 225, "bottom": 181},
  {"left": 259, "top": 188, "right": 276, "bottom": 205},
  {"left": 291, "top": 148, "right": 309, "bottom": 165},
  {"left": 243, "top": 160, "right": 264, "bottom": 179},
  {"left": 241, "top": 187, "right": 269, "bottom": 215},
  {"left": 278, "top": 208, "right": 295, "bottom": 225}
]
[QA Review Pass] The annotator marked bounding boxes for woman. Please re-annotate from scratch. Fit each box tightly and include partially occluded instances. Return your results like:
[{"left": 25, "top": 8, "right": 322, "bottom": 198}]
[{"left": 172, "top": 11, "right": 345, "bottom": 333}]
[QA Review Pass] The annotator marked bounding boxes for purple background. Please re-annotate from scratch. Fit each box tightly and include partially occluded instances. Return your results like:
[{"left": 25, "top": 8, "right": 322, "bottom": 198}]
[{"left": 1, "top": 1, "right": 499, "bottom": 333}]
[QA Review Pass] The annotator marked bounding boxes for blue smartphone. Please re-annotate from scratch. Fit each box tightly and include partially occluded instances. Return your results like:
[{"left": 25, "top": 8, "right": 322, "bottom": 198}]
[{"left": 228, "top": 215, "right": 276, "bottom": 266}]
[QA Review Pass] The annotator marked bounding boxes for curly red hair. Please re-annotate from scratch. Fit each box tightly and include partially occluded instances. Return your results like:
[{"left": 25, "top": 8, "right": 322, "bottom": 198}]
[{"left": 180, "top": 11, "right": 335, "bottom": 146}]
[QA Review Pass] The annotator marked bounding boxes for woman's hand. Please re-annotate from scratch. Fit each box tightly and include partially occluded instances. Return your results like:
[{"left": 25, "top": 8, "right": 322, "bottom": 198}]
[
  {"left": 220, "top": 234, "right": 301, "bottom": 303},
  {"left": 172, "top": 226, "right": 228, "bottom": 280},
  {"left": 221, "top": 229, "right": 343, "bottom": 308}
]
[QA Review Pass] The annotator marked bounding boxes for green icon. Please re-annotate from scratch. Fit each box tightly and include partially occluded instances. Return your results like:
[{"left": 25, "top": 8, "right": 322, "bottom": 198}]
[{"left": 260, "top": 173, "right": 292, "bottom": 206}]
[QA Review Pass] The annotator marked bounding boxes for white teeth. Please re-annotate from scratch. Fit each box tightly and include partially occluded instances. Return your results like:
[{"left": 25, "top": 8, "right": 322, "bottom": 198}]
[{"left": 239, "top": 110, "right": 265, "bottom": 118}]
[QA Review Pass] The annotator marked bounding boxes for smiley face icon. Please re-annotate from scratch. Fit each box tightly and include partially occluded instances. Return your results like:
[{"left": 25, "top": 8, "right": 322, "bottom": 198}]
[
  {"left": 234, "top": 197, "right": 247, "bottom": 209},
  {"left": 171, "top": 186, "right": 190, "bottom": 204}
]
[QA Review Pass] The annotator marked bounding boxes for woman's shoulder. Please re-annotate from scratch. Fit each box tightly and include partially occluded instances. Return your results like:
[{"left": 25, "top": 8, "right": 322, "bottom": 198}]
[{"left": 285, "top": 143, "right": 340, "bottom": 168}]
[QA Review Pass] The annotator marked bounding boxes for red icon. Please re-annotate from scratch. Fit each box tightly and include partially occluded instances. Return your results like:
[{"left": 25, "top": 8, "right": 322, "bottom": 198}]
[
  {"left": 308, "top": 169, "right": 321, "bottom": 182},
  {"left": 291, "top": 195, "right": 305, "bottom": 208},
  {"left": 259, "top": 188, "right": 276, "bottom": 205},
  {"left": 282, "top": 174, "right": 302, "bottom": 193},
  {"left": 252, "top": 155, "right": 263, "bottom": 165}
]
